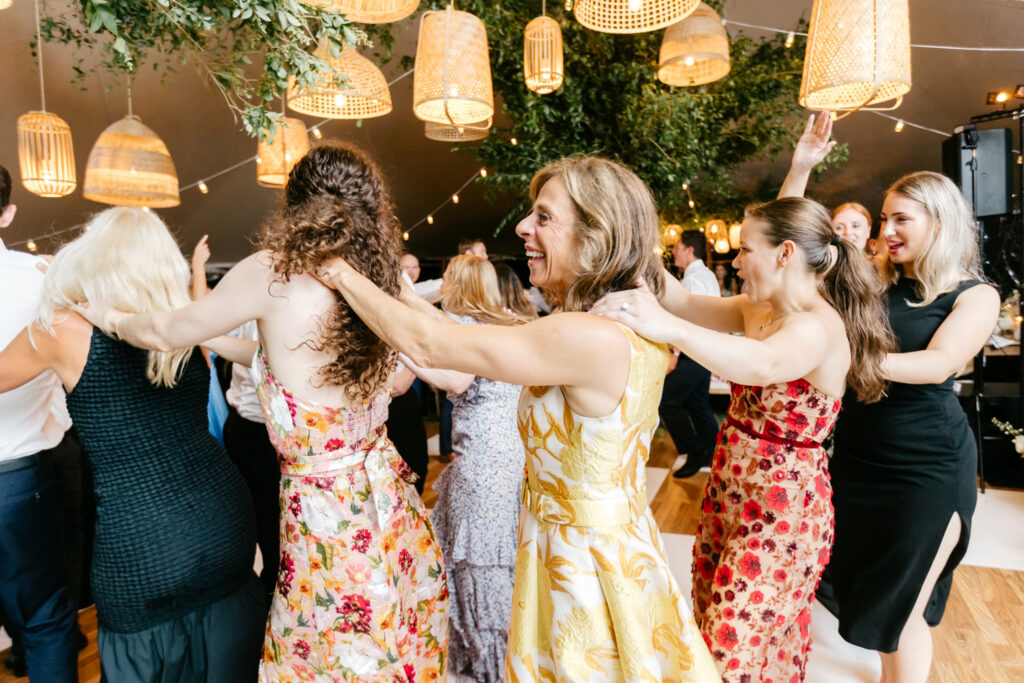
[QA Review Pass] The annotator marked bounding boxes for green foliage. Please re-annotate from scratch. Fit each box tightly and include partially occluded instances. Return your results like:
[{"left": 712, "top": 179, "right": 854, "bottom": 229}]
[
  {"left": 438, "top": 1, "right": 847, "bottom": 230},
  {"left": 41, "top": 0, "right": 366, "bottom": 137}
]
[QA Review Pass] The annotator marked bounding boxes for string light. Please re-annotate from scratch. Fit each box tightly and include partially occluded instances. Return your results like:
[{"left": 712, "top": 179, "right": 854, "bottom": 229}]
[
  {"left": 311, "top": 128, "right": 323, "bottom": 139},
  {"left": 427, "top": 215, "right": 434, "bottom": 224},
  {"left": 403, "top": 231, "right": 410, "bottom": 240},
  {"left": 198, "top": 181, "right": 209, "bottom": 194},
  {"left": 682, "top": 182, "right": 688, "bottom": 190},
  {"left": 479, "top": 168, "right": 487, "bottom": 178},
  {"left": 510, "top": 137, "right": 518, "bottom": 145},
  {"left": 452, "top": 193, "right": 459, "bottom": 204},
  {"left": 26, "top": 240, "right": 38, "bottom": 253},
  {"left": 784, "top": 31, "right": 794, "bottom": 48},
  {"left": 894, "top": 119, "right": 905, "bottom": 133},
  {"left": 688, "top": 199, "right": 695, "bottom": 209}
]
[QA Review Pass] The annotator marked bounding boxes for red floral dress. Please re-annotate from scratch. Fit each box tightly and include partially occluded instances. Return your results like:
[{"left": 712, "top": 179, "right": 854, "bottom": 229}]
[{"left": 692, "top": 379, "right": 839, "bottom": 682}]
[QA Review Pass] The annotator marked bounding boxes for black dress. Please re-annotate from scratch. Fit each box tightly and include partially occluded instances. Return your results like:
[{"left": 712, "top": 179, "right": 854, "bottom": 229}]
[
  {"left": 65, "top": 329, "right": 264, "bottom": 681},
  {"left": 823, "top": 277, "right": 990, "bottom": 652}
]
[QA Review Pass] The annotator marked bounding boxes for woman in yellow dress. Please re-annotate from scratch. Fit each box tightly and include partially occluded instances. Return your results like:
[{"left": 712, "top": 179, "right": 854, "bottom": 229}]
[{"left": 315, "top": 155, "right": 719, "bottom": 682}]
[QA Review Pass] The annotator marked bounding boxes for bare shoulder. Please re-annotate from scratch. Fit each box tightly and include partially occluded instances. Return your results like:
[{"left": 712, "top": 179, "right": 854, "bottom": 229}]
[
  {"left": 29, "top": 310, "right": 93, "bottom": 363},
  {"left": 533, "top": 310, "right": 630, "bottom": 343},
  {"left": 955, "top": 282, "right": 1000, "bottom": 310}
]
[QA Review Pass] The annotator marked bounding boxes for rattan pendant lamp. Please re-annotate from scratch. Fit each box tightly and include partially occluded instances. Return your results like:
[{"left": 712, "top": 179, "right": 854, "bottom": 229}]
[
  {"left": 287, "top": 43, "right": 392, "bottom": 119},
  {"left": 17, "top": 0, "right": 76, "bottom": 197},
  {"left": 1, "top": 0, "right": 14, "bottom": 12},
  {"left": 799, "top": 0, "right": 911, "bottom": 116},
  {"left": 256, "top": 115, "right": 310, "bottom": 188},
  {"left": 657, "top": 2, "right": 730, "bottom": 86},
  {"left": 574, "top": 0, "right": 699, "bottom": 35},
  {"left": 424, "top": 118, "right": 491, "bottom": 142},
  {"left": 413, "top": 3, "right": 494, "bottom": 126},
  {"left": 524, "top": 2, "right": 564, "bottom": 94},
  {"left": 315, "top": 0, "right": 419, "bottom": 24}
]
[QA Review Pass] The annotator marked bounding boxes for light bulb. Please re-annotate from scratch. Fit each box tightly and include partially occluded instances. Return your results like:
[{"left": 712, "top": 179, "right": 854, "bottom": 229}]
[
  {"left": 427, "top": 215, "right": 434, "bottom": 225},
  {"left": 894, "top": 119, "right": 905, "bottom": 133},
  {"left": 403, "top": 232, "right": 410, "bottom": 241},
  {"left": 479, "top": 168, "right": 487, "bottom": 178},
  {"left": 334, "top": 93, "right": 348, "bottom": 108},
  {"left": 684, "top": 56, "right": 695, "bottom": 67},
  {"left": 452, "top": 194, "right": 459, "bottom": 204},
  {"left": 311, "top": 128, "right": 323, "bottom": 139},
  {"left": 688, "top": 199, "right": 695, "bottom": 209},
  {"left": 785, "top": 31, "right": 795, "bottom": 48},
  {"left": 26, "top": 241, "right": 37, "bottom": 253},
  {"left": 510, "top": 137, "right": 518, "bottom": 146},
  {"left": 628, "top": 0, "right": 642, "bottom": 12},
  {"left": 682, "top": 182, "right": 688, "bottom": 190},
  {"left": 198, "top": 181, "right": 209, "bottom": 194}
]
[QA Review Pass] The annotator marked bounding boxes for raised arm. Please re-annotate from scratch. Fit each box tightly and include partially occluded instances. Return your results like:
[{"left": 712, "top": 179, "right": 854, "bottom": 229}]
[
  {"left": 883, "top": 284, "right": 1000, "bottom": 384},
  {"left": 777, "top": 113, "right": 836, "bottom": 199}
]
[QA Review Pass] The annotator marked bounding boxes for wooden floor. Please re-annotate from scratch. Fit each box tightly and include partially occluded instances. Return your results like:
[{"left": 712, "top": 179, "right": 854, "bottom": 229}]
[{"left": 3, "top": 426, "right": 1022, "bottom": 682}]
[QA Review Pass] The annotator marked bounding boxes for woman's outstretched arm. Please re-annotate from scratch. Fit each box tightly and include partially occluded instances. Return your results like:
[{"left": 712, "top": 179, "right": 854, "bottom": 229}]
[{"left": 777, "top": 112, "right": 837, "bottom": 199}]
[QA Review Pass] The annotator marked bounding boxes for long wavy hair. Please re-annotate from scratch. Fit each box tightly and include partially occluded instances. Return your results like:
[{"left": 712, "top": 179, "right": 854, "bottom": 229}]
[
  {"left": 881, "top": 171, "right": 984, "bottom": 306},
  {"left": 36, "top": 207, "right": 193, "bottom": 387},
  {"left": 746, "top": 197, "right": 895, "bottom": 403},
  {"left": 260, "top": 141, "right": 402, "bottom": 400},
  {"left": 442, "top": 255, "right": 529, "bottom": 325},
  {"left": 492, "top": 262, "right": 538, "bottom": 319},
  {"left": 529, "top": 155, "right": 665, "bottom": 312}
]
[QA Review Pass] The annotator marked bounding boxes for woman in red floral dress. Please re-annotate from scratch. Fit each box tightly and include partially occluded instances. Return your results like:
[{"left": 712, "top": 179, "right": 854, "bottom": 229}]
[{"left": 592, "top": 197, "right": 894, "bottom": 681}]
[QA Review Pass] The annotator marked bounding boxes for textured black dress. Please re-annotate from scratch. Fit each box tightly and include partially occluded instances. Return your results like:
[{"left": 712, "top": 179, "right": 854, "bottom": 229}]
[
  {"left": 65, "top": 329, "right": 264, "bottom": 680},
  {"left": 824, "top": 277, "right": 989, "bottom": 652}
]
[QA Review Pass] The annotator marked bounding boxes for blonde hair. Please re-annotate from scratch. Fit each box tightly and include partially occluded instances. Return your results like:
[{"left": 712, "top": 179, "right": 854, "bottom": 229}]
[
  {"left": 530, "top": 155, "right": 665, "bottom": 312},
  {"left": 37, "top": 207, "right": 193, "bottom": 387},
  {"left": 442, "top": 255, "right": 529, "bottom": 325},
  {"left": 883, "top": 172, "right": 983, "bottom": 306}
]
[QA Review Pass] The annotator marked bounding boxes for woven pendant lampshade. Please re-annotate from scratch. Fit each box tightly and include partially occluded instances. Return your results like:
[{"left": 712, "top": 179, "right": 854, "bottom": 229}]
[
  {"left": 256, "top": 117, "right": 310, "bottom": 188},
  {"left": 799, "top": 0, "right": 911, "bottom": 113},
  {"left": 524, "top": 15, "right": 564, "bottom": 94},
  {"left": 728, "top": 221, "right": 742, "bottom": 250},
  {"left": 657, "top": 2, "right": 730, "bottom": 86},
  {"left": 413, "top": 6, "right": 494, "bottom": 126},
  {"left": 574, "top": 0, "right": 699, "bottom": 35},
  {"left": 1, "top": 0, "right": 13, "bottom": 10},
  {"left": 311, "top": 0, "right": 419, "bottom": 24},
  {"left": 704, "top": 218, "right": 726, "bottom": 244},
  {"left": 17, "top": 112, "right": 76, "bottom": 197},
  {"left": 288, "top": 43, "right": 392, "bottom": 119},
  {"left": 83, "top": 116, "right": 179, "bottom": 208},
  {"left": 424, "top": 118, "right": 491, "bottom": 142}
]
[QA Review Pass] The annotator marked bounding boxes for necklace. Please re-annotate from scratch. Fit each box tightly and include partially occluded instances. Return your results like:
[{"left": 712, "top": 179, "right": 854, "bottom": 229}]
[{"left": 759, "top": 311, "right": 791, "bottom": 333}]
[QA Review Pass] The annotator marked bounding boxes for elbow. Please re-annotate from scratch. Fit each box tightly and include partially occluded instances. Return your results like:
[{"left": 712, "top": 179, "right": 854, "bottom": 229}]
[
  {"left": 148, "top": 316, "right": 178, "bottom": 353},
  {"left": 404, "top": 337, "right": 436, "bottom": 370}
]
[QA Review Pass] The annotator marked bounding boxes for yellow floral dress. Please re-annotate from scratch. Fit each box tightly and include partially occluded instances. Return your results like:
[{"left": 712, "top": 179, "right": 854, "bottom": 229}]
[{"left": 506, "top": 325, "right": 719, "bottom": 683}]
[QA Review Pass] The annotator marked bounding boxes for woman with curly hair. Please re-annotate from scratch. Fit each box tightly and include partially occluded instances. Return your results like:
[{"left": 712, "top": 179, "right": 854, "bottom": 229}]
[{"left": 77, "top": 142, "right": 449, "bottom": 681}]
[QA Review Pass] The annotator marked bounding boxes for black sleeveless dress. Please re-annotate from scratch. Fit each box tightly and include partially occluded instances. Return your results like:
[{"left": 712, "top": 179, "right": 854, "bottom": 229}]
[
  {"left": 66, "top": 329, "right": 264, "bottom": 681},
  {"left": 823, "top": 277, "right": 990, "bottom": 652}
]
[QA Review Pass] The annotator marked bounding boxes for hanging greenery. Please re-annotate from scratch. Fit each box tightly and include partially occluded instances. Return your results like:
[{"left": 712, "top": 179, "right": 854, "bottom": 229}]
[
  {"left": 425, "top": 1, "right": 847, "bottom": 230},
  {"left": 39, "top": 0, "right": 389, "bottom": 137}
]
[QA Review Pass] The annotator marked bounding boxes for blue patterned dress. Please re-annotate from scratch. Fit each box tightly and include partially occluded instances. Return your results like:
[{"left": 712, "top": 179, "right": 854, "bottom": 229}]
[{"left": 429, "top": 315, "right": 525, "bottom": 682}]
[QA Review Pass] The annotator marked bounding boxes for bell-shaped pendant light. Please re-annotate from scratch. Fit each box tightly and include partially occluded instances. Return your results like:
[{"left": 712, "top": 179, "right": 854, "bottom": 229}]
[
  {"left": 256, "top": 116, "right": 310, "bottom": 188},
  {"left": 704, "top": 218, "right": 726, "bottom": 245},
  {"left": 524, "top": 5, "right": 564, "bottom": 95},
  {"left": 311, "top": 0, "right": 419, "bottom": 24},
  {"left": 574, "top": 0, "right": 699, "bottom": 35},
  {"left": 413, "top": 5, "right": 494, "bottom": 126},
  {"left": 83, "top": 115, "right": 179, "bottom": 207},
  {"left": 17, "top": 0, "right": 76, "bottom": 197},
  {"left": 424, "top": 118, "right": 491, "bottom": 142},
  {"left": 799, "top": 0, "right": 911, "bottom": 114},
  {"left": 657, "top": 2, "right": 730, "bottom": 87},
  {"left": 288, "top": 43, "right": 392, "bottom": 119}
]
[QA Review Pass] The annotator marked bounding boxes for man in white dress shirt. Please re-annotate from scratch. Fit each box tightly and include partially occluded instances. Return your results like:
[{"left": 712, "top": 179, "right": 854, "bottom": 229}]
[
  {"left": 664, "top": 231, "right": 721, "bottom": 479},
  {"left": 0, "top": 166, "right": 79, "bottom": 681}
]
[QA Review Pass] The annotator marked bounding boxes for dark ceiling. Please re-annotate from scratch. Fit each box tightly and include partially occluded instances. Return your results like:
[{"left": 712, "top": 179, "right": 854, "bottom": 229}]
[{"left": 1, "top": 0, "right": 1022, "bottom": 263}]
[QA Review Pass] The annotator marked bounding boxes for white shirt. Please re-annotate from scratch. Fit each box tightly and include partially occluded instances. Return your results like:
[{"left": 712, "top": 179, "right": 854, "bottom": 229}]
[
  {"left": 681, "top": 259, "right": 722, "bottom": 298},
  {"left": 226, "top": 319, "right": 265, "bottom": 423},
  {"left": 408, "top": 274, "right": 443, "bottom": 304},
  {"left": 0, "top": 237, "right": 72, "bottom": 460}
]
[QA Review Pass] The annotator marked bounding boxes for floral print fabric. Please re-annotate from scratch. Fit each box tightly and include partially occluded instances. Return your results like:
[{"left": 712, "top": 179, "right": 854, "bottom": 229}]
[
  {"left": 507, "top": 325, "right": 719, "bottom": 683},
  {"left": 253, "top": 349, "right": 448, "bottom": 682},
  {"left": 693, "top": 379, "right": 839, "bottom": 682}
]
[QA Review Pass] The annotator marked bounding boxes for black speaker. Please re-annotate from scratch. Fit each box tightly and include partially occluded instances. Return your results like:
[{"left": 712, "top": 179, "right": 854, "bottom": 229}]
[{"left": 942, "top": 127, "right": 1013, "bottom": 218}]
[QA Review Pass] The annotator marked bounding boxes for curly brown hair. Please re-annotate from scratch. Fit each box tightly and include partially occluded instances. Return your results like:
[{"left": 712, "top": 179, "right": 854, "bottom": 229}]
[{"left": 259, "top": 141, "right": 403, "bottom": 400}]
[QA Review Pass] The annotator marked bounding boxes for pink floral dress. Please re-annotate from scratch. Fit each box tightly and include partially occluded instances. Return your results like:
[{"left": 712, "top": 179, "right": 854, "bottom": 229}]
[
  {"left": 693, "top": 379, "right": 839, "bottom": 682},
  {"left": 253, "top": 349, "right": 448, "bottom": 682}
]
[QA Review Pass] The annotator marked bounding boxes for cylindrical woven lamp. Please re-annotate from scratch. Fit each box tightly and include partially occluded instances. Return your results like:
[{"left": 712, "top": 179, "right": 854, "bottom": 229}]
[
  {"left": 714, "top": 236, "right": 730, "bottom": 254},
  {"left": 83, "top": 115, "right": 179, "bottom": 208},
  {"left": 17, "top": 112, "right": 76, "bottom": 197},
  {"left": 256, "top": 117, "right": 310, "bottom": 188},
  {"left": 288, "top": 43, "right": 392, "bottom": 119},
  {"left": 310, "top": 0, "right": 419, "bottom": 24},
  {"left": 799, "top": 0, "right": 911, "bottom": 112},
  {"left": 728, "top": 221, "right": 742, "bottom": 249},
  {"left": 524, "top": 15, "right": 564, "bottom": 95},
  {"left": 1, "top": 0, "right": 13, "bottom": 10},
  {"left": 413, "top": 6, "right": 494, "bottom": 126},
  {"left": 574, "top": 0, "right": 699, "bottom": 35},
  {"left": 657, "top": 3, "right": 730, "bottom": 86},
  {"left": 704, "top": 218, "right": 726, "bottom": 244},
  {"left": 424, "top": 118, "right": 491, "bottom": 142}
]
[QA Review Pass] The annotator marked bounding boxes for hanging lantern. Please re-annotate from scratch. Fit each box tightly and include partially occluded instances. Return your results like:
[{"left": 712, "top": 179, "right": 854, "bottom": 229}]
[
  {"left": 524, "top": 15, "right": 564, "bottom": 94},
  {"left": 657, "top": 2, "right": 730, "bottom": 87},
  {"left": 704, "top": 218, "right": 726, "bottom": 244},
  {"left": 799, "top": 0, "right": 911, "bottom": 114},
  {"left": 309, "top": 0, "right": 419, "bottom": 23},
  {"left": 714, "top": 236, "right": 730, "bottom": 254},
  {"left": 661, "top": 223, "right": 681, "bottom": 247},
  {"left": 574, "top": 0, "right": 699, "bottom": 35},
  {"left": 256, "top": 117, "right": 310, "bottom": 189},
  {"left": 83, "top": 116, "right": 179, "bottom": 208},
  {"left": 413, "top": 6, "right": 494, "bottom": 126},
  {"left": 17, "top": 113, "right": 76, "bottom": 198},
  {"left": 424, "top": 118, "right": 491, "bottom": 142},
  {"left": 728, "top": 221, "right": 742, "bottom": 250},
  {"left": 0, "top": 0, "right": 12, "bottom": 9},
  {"left": 288, "top": 43, "right": 392, "bottom": 119}
]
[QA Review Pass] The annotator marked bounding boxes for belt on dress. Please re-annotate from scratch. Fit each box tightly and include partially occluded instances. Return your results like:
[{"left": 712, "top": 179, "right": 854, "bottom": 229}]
[
  {"left": 0, "top": 453, "right": 39, "bottom": 474},
  {"left": 725, "top": 416, "right": 824, "bottom": 450},
  {"left": 521, "top": 484, "right": 648, "bottom": 527}
]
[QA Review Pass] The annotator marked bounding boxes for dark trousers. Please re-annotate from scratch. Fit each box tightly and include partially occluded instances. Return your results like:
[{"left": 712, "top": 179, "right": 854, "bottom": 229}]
[
  {"left": 439, "top": 397, "right": 454, "bottom": 456},
  {"left": 659, "top": 356, "right": 719, "bottom": 457},
  {"left": 222, "top": 407, "right": 281, "bottom": 608},
  {"left": 385, "top": 390, "right": 429, "bottom": 495},
  {"left": 0, "top": 438, "right": 79, "bottom": 682}
]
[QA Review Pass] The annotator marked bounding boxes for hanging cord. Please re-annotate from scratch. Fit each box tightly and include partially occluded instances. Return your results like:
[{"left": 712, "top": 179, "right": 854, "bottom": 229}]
[
  {"left": 442, "top": 2, "right": 454, "bottom": 125},
  {"left": 33, "top": 0, "right": 46, "bottom": 111},
  {"left": 127, "top": 75, "right": 133, "bottom": 117}
]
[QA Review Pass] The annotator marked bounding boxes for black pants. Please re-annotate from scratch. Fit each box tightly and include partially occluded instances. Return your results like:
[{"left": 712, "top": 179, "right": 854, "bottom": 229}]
[
  {"left": 439, "top": 396, "right": 454, "bottom": 456},
  {"left": 659, "top": 355, "right": 719, "bottom": 457},
  {"left": 222, "top": 407, "right": 281, "bottom": 608},
  {"left": 0, "top": 437, "right": 79, "bottom": 682},
  {"left": 386, "top": 390, "right": 429, "bottom": 495}
]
